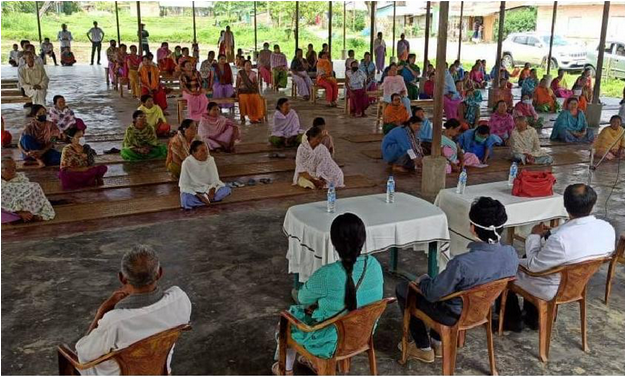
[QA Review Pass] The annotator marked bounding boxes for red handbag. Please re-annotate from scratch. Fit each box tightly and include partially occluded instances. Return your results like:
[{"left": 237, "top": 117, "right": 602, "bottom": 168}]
[{"left": 512, "top": 170, "right": 556, "bottom": 197}]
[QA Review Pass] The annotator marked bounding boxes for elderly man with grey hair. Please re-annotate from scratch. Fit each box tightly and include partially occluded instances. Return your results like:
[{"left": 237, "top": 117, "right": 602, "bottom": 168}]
[{"left": 73, "top": 245, "right": 192, "bottom": 375}]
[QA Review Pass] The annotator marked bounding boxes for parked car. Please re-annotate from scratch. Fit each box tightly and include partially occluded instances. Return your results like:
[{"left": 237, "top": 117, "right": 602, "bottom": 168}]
[
  {"left": 501, "top": 32, "right": 587, "bottom": 71},
  {"left": 585, "top": 40, "right": 625, "bottom": 79}
]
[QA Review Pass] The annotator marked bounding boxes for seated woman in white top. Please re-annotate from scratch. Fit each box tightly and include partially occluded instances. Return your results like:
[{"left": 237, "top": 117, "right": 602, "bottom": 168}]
[
  {"left": 294, "top": 126, "right": 344, "bottom": 189},
  {"left": 178, "top": 140, "right": 232, "bottom": 210}
]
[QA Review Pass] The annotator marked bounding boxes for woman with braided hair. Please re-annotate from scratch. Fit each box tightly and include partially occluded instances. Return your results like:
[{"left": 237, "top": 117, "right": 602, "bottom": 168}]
[{"left": 272, "top": 213, "right": 383, "bottom": 375}]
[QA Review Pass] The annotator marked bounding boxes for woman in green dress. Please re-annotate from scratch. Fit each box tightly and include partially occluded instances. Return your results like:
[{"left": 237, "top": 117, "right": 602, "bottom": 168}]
[
  {"left": 273, "top": 213, "right": 384, "bottom": 375},
  {"left": 121, "top": 110, "right": 168, "bottom": 161}
]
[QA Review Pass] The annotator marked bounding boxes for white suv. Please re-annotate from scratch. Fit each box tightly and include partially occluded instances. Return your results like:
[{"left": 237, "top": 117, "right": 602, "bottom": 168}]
[{"left": 501, "top": 32, "right": 587, "bottom": 71}]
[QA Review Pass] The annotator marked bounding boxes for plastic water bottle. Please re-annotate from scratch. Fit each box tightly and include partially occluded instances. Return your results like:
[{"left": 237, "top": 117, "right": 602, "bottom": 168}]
[
  {"left": 456, "top": 169, "right": 467, "bottom": 194},
  {"left": 386, "top": 176, "right": 395, "bottom": 203},
  {"left": 508, "top": 162, "right": 518, "bottom": 187},
  {"left": 327, "top": 184, "right": 336, "bottom": 213}
]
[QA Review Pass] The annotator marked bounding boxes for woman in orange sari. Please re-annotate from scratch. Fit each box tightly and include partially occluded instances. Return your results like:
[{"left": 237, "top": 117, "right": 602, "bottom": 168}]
[
  {"left": 533, "top": 77, "right": 559, "bottom": 113},
  {"left": 382, "top": 93, "right": 410, "bottom": 135},
  {"left": 236, "top": 60, "right": 265, "bottom": 124},
  {"left": 316, "top": 51, "right": 339, "bottom": 107},
  {"left": 139, "top": 53, "right": 168, "bottom": 111},
  {"left": 166, "top": 119, "right": 199, "bottom": 178}
]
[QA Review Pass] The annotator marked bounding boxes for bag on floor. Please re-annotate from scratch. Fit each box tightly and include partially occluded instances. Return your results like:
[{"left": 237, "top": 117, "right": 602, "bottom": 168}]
[{"left": 512, "top": 170, "right": 556, "bottom": 197}]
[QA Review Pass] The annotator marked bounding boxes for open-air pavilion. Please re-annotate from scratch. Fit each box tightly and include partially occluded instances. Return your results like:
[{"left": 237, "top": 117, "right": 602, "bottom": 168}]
[{"left": 1, "top": 1, "right": 624, "bottom": 375}]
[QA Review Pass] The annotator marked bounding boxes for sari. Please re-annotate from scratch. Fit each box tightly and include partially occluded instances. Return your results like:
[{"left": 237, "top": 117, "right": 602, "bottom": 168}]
[
  {"left": 126, "top": 54, "right": 142, "bottom": 97},
  {"left": 521, "top": 77, "right": 538, "bottom": 97},
  {"left": 593, "top": 126, "right": 625, "bottom": 158},
  {"left": 373, "top": 38, "right": 386, "bottom": 72},
  {"left": 294, "top": 139, "right": 344, "bottom": 189},
  {"left": 258, "top": 49, "right": 273, "bottom": 84},
  {"left": 212, "top": 62, "right": 235, "bottom": 108},
  {"left": 551, "top": 77, "right": 573, "bottom": 98},
  {"left": 1, "top": 173, "right": 55, "bottom": 222},
  {"left": 460, "top": 93, "right": 481, "bottom": 129},
  {"left": 489, "top": 112, "right": 515, "bottom": 140},
  {"left": 533, "top": 86, "right": 558, "bottom": 113},
  {"left": 397, "top": 40, "right": 409, "bottom": 61},
  {"left": 138, "top": 64, "right": 168, "bottom": 110},
  {"left": 116, "top": 51, "right": 128, "bottom": 79},
  {"left": 179, "top": 155, "right": 231, "bottom": 209},
  {"left": 400, "top": 63, "right": 420, "bottom": 100},
  {"left": 20, "top": 119, "right": 61, "bottom": 166},
  {"left": 60, "top": 50, "right": 76, "bottom": 66},
  {"left": 316, "top": 58, "right": 338, "bottom": 102},
  {"left": 138, "top": 104, "right": 171, "bottom": 137},
  {"left": 290, "top": 58, "right": 314, "bottom": 98},
  {"left": 382, "top": 104, "right": 410, "bottom": 135},
  {"left": 237, "top": 70, "right": 265, "bottom": 123},
  {"left": 181, "top": 69, "right": 209, "bottom": 121},
  {"left": 550, "top": 110, "right": 594, "bottom": 143},
  {"left": 443, "top": 70, "right": 462, "bottom": 120},
  {"left": 494, "top": 87, "right": 513, "bottom": 109},
  {"left": 441, "top": 135, "right": 481, "bottom": 174},
  {"left": 121, "top": 123, "right": 168, "bottom": 161},
  {"left": 59, "top": 144, "right": 108, "bottom": 190},
  {"left": 166, "top": 133, "right": 198, "bottom": 178},
  {"left": 198, "top": 113, "right": 241, "bottom": 151}
]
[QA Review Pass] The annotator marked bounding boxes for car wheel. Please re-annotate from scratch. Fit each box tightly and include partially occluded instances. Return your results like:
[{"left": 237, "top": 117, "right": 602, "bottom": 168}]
[{"left": 502, "top": 54, "right": 513, "bottom": 68}]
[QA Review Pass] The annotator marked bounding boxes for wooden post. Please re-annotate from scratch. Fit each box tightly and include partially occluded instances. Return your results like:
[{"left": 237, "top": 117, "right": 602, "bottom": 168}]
[
  {"left": 423, "top": 1, "right": 431, "bottom": 69},
  {"left": 457, "top": 1, "right": 464, "bottom": 61},
  {"left": 192, "top": 1, "right": 197, "bottom": 44},
  {"left": 254, "top": 1, "right": 258, "bottom": 55},
  {"left": 115, "top": 1, "right": 121, "bottom": 45},
  {"left": 391, "top": 1, "right": 396, "bottom": 59},
  {"left": 328, "top": 1, "right": 332, "bottom": 59},
  {"left": 136, "top": 1, "right": 143, "bottom": 56},
  {"left": 431, "top": 2, "right": 449, "bottom": 158},
  {"left": 295, "top": 2, "right": 299, "bottom": 53},
  {"left": 369, "top": 1, "right": 376, "bottom": 55},
  {"left": 494, "top": 2, "right": 505, "bottom": 91},
  {"left": 546, "top": 1, "right": 557, "bottom": 75},
  {"left": 35, "top": 1, "right": 42, "bottom": 45},
  {"left": 593, "top": 1, "right": 610, "bottom": 103}
]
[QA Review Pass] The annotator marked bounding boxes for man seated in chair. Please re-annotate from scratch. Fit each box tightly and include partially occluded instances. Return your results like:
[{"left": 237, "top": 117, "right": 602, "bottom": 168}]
[
  {"left": 501, "top": 184, "right": 615, "bottom": 331},
  {"left": 396, "top": 197, "right": 519, "bottom": 363},
  {"left": 72, "top": 245, "right": 192, "bottom": 375}
]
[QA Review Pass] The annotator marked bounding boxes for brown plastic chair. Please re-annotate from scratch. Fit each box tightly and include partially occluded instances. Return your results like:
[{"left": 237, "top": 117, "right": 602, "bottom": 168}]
[
  {"left": 277, "top": 297, "right": 396, "bottom": 376},
  {"left": 499, "top": 256, "right": 612, "bottom": 362},
  {"left": 605, "top": 234, "right": 625, "bottom": 305},
  {"left": 57, "top": 324, "right": 191, "bottom": 375},
  {"left": 400, "top": 277, "right": 515, "bottom": 375}
]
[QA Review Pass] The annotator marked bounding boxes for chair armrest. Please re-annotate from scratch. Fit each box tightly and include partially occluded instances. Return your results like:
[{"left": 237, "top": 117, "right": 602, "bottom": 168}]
[
  {"left": 518, "top": 264, "right": 565, "bottom": 277},
  {"left": 280, "top": 310, "right": 344, "bottom": 333},
  {"left": 57, "top": 344, "right": 118, "bottom": 370}
]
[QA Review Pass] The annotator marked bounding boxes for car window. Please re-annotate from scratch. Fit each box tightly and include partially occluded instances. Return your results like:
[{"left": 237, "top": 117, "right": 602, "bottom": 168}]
[
  {"left": 541, "top": 36, "right": 568, "bottom": 46},
  {"left": 527, "top": 37, "right": 540, "bottom": 46},
  {"left": 599, "top": 42, "right": 614, "bottom": 53},
  {"left": 616, "top": 44, "right": 625, "bottom": 56},
  {"left": 513, "top": 36, "right": 527, "bottom": 45}
]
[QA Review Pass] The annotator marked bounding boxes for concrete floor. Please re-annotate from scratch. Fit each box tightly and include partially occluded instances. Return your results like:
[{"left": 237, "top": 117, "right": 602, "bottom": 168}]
[{"left": 1, "top": 65, "right": 624, "bottom": 375}]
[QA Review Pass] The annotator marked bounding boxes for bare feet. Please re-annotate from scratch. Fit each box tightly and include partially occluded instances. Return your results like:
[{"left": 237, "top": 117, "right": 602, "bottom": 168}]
[
  {"left": 392, "top": 165, "right": 411, "bottom": 174},
  {"left": 16, "top": 211, "right": 34, "bottom": 222}
]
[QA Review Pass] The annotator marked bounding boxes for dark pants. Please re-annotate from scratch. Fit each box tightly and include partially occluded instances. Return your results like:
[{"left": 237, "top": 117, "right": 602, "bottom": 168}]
[
  {"left": 20, "top": 135, "right": 61, "bottom": 166},
  {"left": 91, "top": 41, "right": 102, "bottom": 64},
  {"left": 396, "top": 281, "right": 460, "bottom": 349},
  {"left": 40, "top": 52, "right": 57, "bottom": 65},
  {"left": 142, "top": 43, "right": 150, "bottom": 54},
  {"left": 497, "top": 291, "right": 539, "bottom": 328}
]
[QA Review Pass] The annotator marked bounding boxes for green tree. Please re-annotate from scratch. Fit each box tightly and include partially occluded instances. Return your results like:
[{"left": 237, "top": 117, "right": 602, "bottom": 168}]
[{"left": 494, "top": 7, "right": 537, "bottom": 40}]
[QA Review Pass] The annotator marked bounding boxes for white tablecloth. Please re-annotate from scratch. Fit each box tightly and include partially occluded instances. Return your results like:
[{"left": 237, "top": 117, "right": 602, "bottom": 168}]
[
  {"left": 284, "top": 192, "right": 450, "bottom": 282},
  {"left": 434, "top": 181, "right": 568, "bottom": 258}
]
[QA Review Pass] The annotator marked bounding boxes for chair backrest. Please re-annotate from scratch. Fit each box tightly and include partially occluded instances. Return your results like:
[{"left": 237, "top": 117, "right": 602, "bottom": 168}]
[
  {"left": 456, "top": 277, "right": 515, "bottom": 329},
  {"left": 555, "top": 257, "right": 609, "bottom": 304},
  {"left": 112, "top": 324, "right": 191, "bottom": 375},
  {"left": 333, "top": 298, "right": 394, "bottom": 358}
]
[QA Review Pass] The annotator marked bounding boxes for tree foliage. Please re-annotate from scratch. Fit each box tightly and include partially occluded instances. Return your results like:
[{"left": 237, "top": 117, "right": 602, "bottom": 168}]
[{"left": 494, "top": 7, "right": 537, "bottom": 40}]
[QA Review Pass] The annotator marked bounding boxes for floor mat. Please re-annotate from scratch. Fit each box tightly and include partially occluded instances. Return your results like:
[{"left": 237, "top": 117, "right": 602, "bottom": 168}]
[{"left": 341, "top": 134, "right": 384, "bottom": 143}]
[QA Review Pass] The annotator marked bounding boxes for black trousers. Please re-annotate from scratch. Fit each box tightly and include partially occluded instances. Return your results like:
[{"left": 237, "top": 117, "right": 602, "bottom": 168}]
[
  {"left": 498, "top": 291, "right": 539, "bottom": 327},
  {"left": 396, "top": 281, "right": 460, "bottom": 349},
  {"left": 91, "top": 41, "right": 102, "bottom": 64},
  {"left": 40, "top": 51, "right": 57, "bottom": 65}
]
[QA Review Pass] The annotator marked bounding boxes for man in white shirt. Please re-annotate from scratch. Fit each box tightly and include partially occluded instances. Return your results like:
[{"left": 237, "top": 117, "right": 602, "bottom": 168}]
[
  {"left": 18, "top": 54, "right": 49, "bottom": 105},
  {"left": 71, "top": 245, "right": 192, "bottom": 375},
  {"left": 57, "top": 24, "right": 73, "bottom": 50},
  {"left": 502, "top": 184, "right": 615, "bottom": 331},
  {"left": 87, "top": 21, "right": 105, "bottom": 65}
]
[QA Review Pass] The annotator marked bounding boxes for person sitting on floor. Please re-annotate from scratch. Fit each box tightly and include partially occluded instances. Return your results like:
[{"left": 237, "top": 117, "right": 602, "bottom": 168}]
[
  {"left": 18, "top": 53, "right": 49, "bottom": 105},
  {"left": 533, "top": 77, "right": 559, "bottom": 113},
  {"left": 121, "top": 110, "right": 168, "bottom": 161},
  {"left": 501, "top": 184, "right": 615, "bottom": 331},
  {"left": 346, "top": 60, "right": 370, "bottom": 118},
  {"left": 441, "top": 119, "right": 482, "bottom": 174},
  {"left": 199, "top": 102, "right": 241, "bottom": 152},
  {"left": 138, "top": 94, "right": 171, "bottom": 138},
  {"left": 302, "top": 117, "right": 335, "bottom": 156},
  {"left": 550, "top": 97, "right": 594, "bottom": 144},
  {"left": 1, "top": 156, "right": 55, "bottom": 224},
  {"left": 517, "top": 62, "right": 531, "bottom": 87},
  {"left": 293, "top": 126, "right": 344, "bottom": 190},
  {"left": 60, "top": 47, "right": 76, "bottom": 66},
  {"left": 457, "top": 124, "right": 502, "bottom": 164},
  {"left": 179, "top": 140, "right": 232, "bottom": 209},
  {"left": 19, "top": 104, "right": 61, "bottom": 167},
  {"left": 566, "top": 83, "right": 589, "bottom": 113},
  {"left": 271, "top": 45, "right": 289, "bottom": 90},
  {"left": 593, "top": 115, "right": 625, "bottom": 161},
  {"left": 469, "top": 62, "right": 486, "bottom": 89},
  {"left": 72, "top": 245, "right": 192, "bottom": 375},
  {"left": 550, "top": 68, "right": 573, "bottom": 99},
  {"left": 513, "top": 94, "right": 543, "bottom": 129},
  {"left": 48, "top": 95, "right": 87, "bottom": 142},
  {"left": 236, "top": 60, "right": 266, "bottom": 124},
  {"left": 316, "top": 51, "right": 339, "bottom": 107},
  {"left": 509, "top": 116, "right": 553, "bottom": 166},
  {"left": 489, "top": 100, "right": 515, "bottom": 143},
  {"left": 396, "top": 196, "right": 518, "bottom": 363},
  {"left": 493, "top": 77, "right": 513, "bottom": 110},
  {"left": 270, "top": 98, "right": 303, "bottom": 148},
  {"left": 382, "top": 116, "right": 425, "bottom": 173},
  {"left": 59, "top": 129, "right": 108, "bottom": 191},
  {"left": 383, "top": 93, "right": 410, "bottom": 135},
  {"left": 211, "top": 54, "right": 235, "bottom": 109},
  {"left": 619, "top": 87, "right": 625, "bottom": 121},
  {"left": 521, "top": 68, "right": 539, "bottom": 98},
  {"left": 139, "top": 53, "right": 168, "bottom": 111},
  {"left": 413, "top": 107, "right": 433, "bottom": 153},
  {"left": 166, "top": 119, "right": 199, "bottom": 178},
  {"left": 458, "top": 86, "right": 482, "bottom": 130},
  {"left": 1, "top": 117, "right": 12, "bottom": 147},
  {"left": 381, "top": 63, "right": 412, "bottom": 116},
  {"left": 290, "top": 48, "right": 313, "bottom": 101},
  {"left": 272, "top": 213, "right": 383, "bottom": 375}
]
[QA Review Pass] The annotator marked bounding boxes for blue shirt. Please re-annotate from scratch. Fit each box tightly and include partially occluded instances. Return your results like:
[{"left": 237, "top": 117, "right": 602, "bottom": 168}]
[
  {"left": 419, "top": 242, "right": 519, "bottom": 315},
  {"left": 382, "top": 126, "right": 419, "bottom": 163},
  {"left": 457, "top": 129, "right": 502, "bottom": 161},
  {"left": 419, "top": 118, "right": 433, "bottom": 142}
]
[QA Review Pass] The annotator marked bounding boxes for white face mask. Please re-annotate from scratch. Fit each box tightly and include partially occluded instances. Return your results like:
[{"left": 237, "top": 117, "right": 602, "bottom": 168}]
[
  {"left": 523, "top": 99, "right": 532, "bottom": 105},
  {"left": 78, "top": 137, "right": 86, "bottom": 145},
  {"left": 573, "top": 89, "right": 582, "bottom": 96}
]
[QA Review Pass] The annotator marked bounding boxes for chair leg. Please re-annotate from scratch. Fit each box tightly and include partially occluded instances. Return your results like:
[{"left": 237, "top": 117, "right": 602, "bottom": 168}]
[
  {"left": 580, "top": 295, "right": 588, "bottom": 352},
  {"left": 458, "top": 330, "right": 466, "bottom": 348},
  {"left": 278, "top": 319, "right": 288, "bottom": 375},
  {"left": 486, "top": 311, "right": 498, "bottom": 376},
  {"left": 605, "top": 258, "right": 617, "bottom": 305},
  {"left": 338, "top": 358, "right": 351, "bottom": 374},
  {"left": 400, "top": 307, "right": 411, "bottom": 365},
  {"left": 440, "top": 328, "right": 458, "bottom": 376},
  {"left": 317, "top": 359, "right": 336, "bottom": 375},
  {"left": 538, "top": 303, "right": 555, "bottom": 363},
  {"left": 498, "top": 289, "right": 509, "bottom": 336},
  {"left": 368, "top": 340, "right": 378, "bottom": 375},
  {"left": 57, "top": 350, "right": 79, "bottom": 376}
]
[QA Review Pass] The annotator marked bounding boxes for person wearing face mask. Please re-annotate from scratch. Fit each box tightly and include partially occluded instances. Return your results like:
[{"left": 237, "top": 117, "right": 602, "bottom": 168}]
[
  {"left": 551, "top": 97, "right": 594, "bottom": 143},
  {"left": 293, "top": 126, "right": 344, "bottom": 189},
  {"left": 179, "top": 140, "right": 232, "bottom": 209},
  {"left": 510, "top": 116, "right": 553, "bottom": 166},
  {"left": 513, "top": 94, "right": 542, "bottom": 129},
  {"left": 533, "top": 77, "right": 559, "bottom": 113},
  {"left": 457, "top": 124, "right": 502, "bottom": 164},
  {"left": 382, "top": 116, "right": 424, "bottom": 173},
  {"left": 346, "top": 60, "right": 369, "bottom": 117},
  {"left": 441, "top": 119, "right": 481, "bottom": 174},
  {"left": 59, "top": 129, "right": 107, "bottom": 190},
  {"left": 48, "top": 95, "right": 87, "bottom": 142},
  {"left": 19, "top": 104, "right": 61, "bottom": 167},
  {"left": 396, "top": 197, "right": 518, "bottom": 363}
]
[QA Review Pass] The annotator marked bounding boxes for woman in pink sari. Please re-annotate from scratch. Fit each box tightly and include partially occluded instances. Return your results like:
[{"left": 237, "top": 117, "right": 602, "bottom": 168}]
[
  {"left": 116, "top": 44, "right": 128, "bottom": 82},
  {"left": 180, "top": 60, "right": 209, "bottom": 121},
  {"left": 489, "top": 100, "right": 515, "bottom": 142},
  {"left": 198, "top": 102, "right": 241, "bottom": 152},
  {"left": 550, "top": 68, "right": 573, "bottom": 98}
]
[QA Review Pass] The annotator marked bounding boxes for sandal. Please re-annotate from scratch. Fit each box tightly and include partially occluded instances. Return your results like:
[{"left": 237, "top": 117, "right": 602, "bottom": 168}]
[
  {"left": 103, "top": 147, "right": 121, "bottom": 154},
  {"left": 246, "top": 179, "right": 257, "bottom": 186},
  {"left": 271, "top": 362, "right": 293, "bottom": 376},
  {"left": 297, "top": 355, "right": 317, "bottom": 373},
  {"left": 259, "top": 178, "right": 273, "bottom": 184}
]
